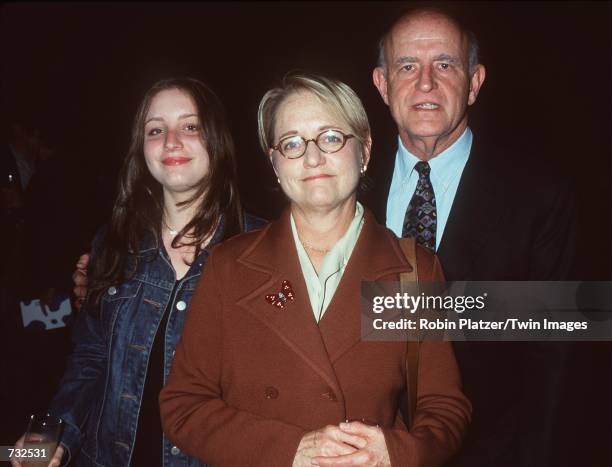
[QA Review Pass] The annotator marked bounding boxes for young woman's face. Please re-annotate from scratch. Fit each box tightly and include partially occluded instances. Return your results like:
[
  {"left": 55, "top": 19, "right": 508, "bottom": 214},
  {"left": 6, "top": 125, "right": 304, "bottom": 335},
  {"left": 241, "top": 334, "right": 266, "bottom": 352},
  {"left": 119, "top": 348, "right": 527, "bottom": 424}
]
[{"left": 143, "top": 88, "right": 210, "bottom": 196}]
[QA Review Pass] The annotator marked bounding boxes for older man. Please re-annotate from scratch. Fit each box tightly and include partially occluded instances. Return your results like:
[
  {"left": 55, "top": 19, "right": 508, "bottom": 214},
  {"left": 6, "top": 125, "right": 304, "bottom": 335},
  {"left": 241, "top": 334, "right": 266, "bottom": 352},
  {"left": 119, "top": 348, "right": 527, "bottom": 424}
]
[{"left": 370, "top": 7, "right": 574, "bottom": 467}]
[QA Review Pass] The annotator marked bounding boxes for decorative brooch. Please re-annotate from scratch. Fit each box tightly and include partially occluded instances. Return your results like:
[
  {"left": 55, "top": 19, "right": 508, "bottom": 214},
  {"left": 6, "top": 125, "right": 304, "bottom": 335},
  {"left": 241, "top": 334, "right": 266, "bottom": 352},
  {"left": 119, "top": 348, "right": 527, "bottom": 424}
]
[{"left": 265, "top": 280, "right": 295, "bottom": 309}]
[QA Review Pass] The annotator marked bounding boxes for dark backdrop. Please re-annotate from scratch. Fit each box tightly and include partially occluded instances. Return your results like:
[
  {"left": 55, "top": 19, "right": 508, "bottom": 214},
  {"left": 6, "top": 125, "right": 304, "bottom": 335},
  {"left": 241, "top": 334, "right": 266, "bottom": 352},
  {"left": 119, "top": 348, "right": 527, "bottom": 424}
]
[
  {"left": 1, "top": 1, "right": 611, "bottom": 464},
  {"left": 2, "top": 3, "right": 610, "bottom": 244}
]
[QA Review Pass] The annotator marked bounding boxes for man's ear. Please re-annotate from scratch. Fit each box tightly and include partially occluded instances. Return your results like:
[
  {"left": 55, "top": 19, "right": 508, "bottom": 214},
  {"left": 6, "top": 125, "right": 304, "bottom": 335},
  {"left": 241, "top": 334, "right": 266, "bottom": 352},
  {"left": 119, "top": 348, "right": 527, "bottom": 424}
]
[
  {"left": 468, "top": 64, "right": 486, "bottom": 106},
  {"left": 373, "top": 67, "right": 390, "bottom": 106}
]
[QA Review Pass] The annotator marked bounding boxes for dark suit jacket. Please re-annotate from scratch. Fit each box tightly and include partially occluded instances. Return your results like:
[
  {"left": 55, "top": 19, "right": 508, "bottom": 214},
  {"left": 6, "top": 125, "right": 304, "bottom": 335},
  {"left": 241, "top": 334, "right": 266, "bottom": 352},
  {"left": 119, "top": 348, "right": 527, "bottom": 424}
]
[
  {"left": 366, "top": 136, "right": 575, "bottom": 467},
  {"left": 160, "top": 209, "right": 471, "bottom": 467}
]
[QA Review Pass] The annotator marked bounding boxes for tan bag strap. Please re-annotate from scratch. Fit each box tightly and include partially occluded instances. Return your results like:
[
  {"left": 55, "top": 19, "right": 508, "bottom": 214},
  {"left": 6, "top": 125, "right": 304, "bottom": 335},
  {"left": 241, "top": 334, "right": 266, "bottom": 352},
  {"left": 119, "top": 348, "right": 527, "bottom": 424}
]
[
  {"left": 399, "top": 237, "right": 418, "bottom": 283},
  {"left": 399, "top": 237, "right": 420, "bottom": 429}
]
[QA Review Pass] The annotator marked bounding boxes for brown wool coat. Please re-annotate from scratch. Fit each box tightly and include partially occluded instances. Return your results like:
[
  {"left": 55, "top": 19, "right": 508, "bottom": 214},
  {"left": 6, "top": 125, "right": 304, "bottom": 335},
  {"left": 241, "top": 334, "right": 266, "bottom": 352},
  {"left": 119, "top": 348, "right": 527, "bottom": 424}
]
[{"left": 160, "top": 208, "right": 471, "bottom": 467}]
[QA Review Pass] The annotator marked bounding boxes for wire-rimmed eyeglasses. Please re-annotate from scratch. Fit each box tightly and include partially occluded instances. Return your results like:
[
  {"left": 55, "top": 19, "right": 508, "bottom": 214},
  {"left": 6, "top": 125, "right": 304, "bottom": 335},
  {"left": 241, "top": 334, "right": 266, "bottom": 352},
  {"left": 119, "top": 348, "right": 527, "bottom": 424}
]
[{"left": 271, "top": 129, "right": 354, "bottom": 159}]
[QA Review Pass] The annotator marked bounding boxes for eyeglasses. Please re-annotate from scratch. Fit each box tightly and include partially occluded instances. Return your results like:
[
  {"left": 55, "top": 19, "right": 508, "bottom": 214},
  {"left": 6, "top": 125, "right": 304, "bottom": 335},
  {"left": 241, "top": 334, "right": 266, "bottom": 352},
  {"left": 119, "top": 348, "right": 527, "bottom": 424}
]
[{"left": 271, "top": 129, "right": 354, "bottom": 159}]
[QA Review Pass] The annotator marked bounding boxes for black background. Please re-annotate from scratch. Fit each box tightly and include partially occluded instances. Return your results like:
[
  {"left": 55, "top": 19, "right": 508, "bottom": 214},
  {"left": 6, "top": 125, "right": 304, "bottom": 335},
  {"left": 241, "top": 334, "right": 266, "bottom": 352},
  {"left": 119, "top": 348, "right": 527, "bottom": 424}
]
[
  {"left": 1, "top": 1, "right": 611, "bottom": 464},
  {"left": 2, "top": 2, "right": 611, "bottom": 248}
]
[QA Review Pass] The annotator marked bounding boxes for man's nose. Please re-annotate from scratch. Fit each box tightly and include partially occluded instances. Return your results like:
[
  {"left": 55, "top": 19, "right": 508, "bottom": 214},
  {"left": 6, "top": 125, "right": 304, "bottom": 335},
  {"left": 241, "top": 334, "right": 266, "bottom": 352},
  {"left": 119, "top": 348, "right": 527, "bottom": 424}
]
[
  {"left": 164, "top": 130, "right": 183, "bottom": 150},
  {"left": 302, "top": 140, "right": 325, "bottom": 168},
  {"left": 417, "top": 66, "right": 435, "bottom": 92}
]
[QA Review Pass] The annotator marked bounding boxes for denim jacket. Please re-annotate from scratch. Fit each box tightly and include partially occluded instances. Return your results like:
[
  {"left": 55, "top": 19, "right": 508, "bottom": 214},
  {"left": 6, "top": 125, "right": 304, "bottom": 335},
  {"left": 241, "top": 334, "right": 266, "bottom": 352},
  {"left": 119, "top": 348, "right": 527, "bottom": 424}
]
[{"left": 48, "top": 214, "right": 266, "bottom": 467}]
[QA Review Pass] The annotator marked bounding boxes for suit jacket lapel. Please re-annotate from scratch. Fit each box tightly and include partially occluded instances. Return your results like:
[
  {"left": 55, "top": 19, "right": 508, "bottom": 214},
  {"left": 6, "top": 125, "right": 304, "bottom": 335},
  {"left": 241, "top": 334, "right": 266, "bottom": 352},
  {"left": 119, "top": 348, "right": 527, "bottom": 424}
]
[
  {"left": 236, "top": 209, "right": 342, "bottom": 394},
  {"left": 437, "top": 138, "right": 503, "bottom": 280}
]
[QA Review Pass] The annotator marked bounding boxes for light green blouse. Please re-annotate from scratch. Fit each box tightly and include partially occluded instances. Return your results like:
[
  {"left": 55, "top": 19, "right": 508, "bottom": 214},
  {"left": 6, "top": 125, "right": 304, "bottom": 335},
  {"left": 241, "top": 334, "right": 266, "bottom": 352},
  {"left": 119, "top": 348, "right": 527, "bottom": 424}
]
[{"left": 290, "top": 202, "right": 365, "bottom": 323}]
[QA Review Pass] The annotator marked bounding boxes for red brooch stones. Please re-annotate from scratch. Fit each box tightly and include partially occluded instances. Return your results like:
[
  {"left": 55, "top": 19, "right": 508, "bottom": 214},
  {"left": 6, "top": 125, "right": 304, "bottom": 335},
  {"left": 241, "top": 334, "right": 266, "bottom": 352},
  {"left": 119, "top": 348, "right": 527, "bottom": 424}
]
[{"left": 265, "top": 280, "right": 295, "bottom": 309}]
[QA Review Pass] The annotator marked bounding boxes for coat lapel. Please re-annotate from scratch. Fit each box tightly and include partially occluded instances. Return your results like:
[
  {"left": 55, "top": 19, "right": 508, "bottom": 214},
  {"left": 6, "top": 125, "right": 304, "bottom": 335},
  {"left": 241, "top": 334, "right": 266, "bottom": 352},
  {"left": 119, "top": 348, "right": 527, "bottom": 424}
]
[
  {"left": 437, "top": 139, "right": 503, "bottom": 280},
  {"left": 236, "top": 209, "right": 413, "bottom": 390},
  {"left": 318, "top": 210, "right": 412, "bottom": 363},
  {"left": 235, "top": 209, "right": 342, "bottom": 395}
]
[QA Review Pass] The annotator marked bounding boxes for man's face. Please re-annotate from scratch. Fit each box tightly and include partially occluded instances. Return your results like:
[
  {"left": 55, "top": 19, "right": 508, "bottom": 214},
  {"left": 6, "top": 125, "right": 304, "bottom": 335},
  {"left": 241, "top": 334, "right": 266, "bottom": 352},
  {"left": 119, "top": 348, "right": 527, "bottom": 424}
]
[{"left": 373, "top": 12, "right": 485, "bottom": 157}]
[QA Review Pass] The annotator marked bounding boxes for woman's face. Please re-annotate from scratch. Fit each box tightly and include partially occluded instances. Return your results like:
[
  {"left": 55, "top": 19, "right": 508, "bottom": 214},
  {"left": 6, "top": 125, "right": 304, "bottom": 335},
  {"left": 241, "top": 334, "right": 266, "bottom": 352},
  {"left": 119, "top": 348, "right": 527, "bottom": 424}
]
[
  {"left": 143, "top": 88, "right": 210, "bottom": 196},
  {"left": 269, "top": 91, "right": 369, "bottom": 213}
]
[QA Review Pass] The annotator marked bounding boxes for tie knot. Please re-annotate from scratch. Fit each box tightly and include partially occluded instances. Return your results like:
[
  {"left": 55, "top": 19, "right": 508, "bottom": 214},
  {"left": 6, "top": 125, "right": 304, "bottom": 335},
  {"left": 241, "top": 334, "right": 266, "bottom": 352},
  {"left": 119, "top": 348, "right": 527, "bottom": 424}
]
[{"left": 415, "top": 161, "right": 431, "bottom": 176}]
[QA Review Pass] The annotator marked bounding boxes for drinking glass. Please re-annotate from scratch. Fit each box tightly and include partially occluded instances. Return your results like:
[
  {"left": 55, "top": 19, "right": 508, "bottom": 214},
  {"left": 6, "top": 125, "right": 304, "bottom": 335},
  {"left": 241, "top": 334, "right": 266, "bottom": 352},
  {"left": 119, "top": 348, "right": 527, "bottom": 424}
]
[{"left": 19, "top": 413, "right": 63, "bottom": 466}]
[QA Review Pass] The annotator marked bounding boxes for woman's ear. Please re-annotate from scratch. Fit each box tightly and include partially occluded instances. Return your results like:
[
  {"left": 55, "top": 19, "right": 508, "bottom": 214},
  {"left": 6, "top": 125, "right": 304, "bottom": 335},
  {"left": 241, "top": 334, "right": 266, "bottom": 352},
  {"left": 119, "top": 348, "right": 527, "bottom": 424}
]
[
  {"left": 268, "top": 150, "right": 280, "bottom": 179},
  {"left": 362, "top": 135, "right": 372, "bottom": 171}
]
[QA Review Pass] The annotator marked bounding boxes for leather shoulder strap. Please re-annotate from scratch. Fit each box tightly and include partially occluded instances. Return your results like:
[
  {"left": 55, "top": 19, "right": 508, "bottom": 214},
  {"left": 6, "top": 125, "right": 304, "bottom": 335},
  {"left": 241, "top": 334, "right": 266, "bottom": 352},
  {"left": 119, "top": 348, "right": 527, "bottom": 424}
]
[
  {"left": 399, "top": 237, "right": 418, "bottom": 283},
  {"left": 398, "top": 237, "right": 420, "bottom": 429}
]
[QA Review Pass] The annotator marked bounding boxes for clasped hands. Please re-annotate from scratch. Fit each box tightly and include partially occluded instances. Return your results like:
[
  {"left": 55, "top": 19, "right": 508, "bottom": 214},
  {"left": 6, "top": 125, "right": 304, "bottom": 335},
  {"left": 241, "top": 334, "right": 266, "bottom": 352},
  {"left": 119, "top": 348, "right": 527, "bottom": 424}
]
[{"left": 293, "top": 421, "right": 390, "bottom": 467}]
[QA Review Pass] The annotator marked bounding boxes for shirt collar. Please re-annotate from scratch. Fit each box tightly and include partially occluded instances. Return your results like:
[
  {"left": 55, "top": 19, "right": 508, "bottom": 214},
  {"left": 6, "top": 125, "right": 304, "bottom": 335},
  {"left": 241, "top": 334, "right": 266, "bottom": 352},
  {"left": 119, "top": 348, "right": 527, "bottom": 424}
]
[
  {"left": 396, "top": 127, "right": 472, "bottom": 191},
  {"left": 290, "top": 201, "right": 365, "bottom": 278}
]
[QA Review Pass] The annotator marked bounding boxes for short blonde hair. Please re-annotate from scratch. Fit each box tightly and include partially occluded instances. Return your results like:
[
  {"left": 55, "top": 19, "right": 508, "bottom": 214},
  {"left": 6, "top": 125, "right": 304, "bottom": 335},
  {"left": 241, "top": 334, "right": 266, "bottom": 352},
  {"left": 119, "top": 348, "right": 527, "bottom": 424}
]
[{"left": 257, "top": 71, "right": 371, "bottom": 154}]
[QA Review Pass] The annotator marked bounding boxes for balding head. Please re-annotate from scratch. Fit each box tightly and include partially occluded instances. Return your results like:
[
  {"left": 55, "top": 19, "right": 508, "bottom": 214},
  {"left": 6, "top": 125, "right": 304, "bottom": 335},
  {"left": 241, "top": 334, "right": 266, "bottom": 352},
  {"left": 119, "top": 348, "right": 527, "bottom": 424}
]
[
  {"left": 378, "top": 8, "right": 480, "bottom": 76},
  {"left": 372, "top": 7, "right": 486, "bottom": 159}
]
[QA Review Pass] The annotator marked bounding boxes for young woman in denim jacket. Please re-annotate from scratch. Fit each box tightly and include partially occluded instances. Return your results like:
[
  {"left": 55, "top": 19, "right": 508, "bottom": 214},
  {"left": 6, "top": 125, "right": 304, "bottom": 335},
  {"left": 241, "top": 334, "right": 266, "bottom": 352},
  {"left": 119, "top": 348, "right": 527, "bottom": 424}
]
[{"left": 12, "top": 77, "right": 265, "bottom": 467}]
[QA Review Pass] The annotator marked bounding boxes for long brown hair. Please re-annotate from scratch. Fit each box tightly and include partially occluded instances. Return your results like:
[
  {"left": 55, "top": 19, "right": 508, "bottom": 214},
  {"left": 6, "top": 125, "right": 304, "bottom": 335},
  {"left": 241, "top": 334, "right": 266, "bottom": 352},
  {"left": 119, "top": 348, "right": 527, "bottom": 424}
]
[{"left": 89, "top": 77, "right": 243, "bottom": 304}]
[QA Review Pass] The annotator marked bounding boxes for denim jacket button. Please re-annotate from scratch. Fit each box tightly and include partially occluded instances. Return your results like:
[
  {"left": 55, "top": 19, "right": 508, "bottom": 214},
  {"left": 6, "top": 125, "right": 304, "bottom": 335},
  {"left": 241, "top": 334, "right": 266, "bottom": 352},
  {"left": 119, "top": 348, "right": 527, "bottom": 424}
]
[
  {"left": 171, "top": 446, "right": 181, "bottom": 455},
  {"left": 107, "top": 286, "right": 117, "bottom": 296},
  {"left": 176, "top": 300, "right": 187, "bottom": 311}
]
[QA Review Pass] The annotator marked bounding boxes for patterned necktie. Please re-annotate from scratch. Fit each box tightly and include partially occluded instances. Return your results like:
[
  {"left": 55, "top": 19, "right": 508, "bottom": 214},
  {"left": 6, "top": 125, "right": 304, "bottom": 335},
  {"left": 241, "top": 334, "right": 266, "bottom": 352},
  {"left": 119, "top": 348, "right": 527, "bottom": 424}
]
[{"left": 402, "top": 161, "right": 437, "bottom": 251}]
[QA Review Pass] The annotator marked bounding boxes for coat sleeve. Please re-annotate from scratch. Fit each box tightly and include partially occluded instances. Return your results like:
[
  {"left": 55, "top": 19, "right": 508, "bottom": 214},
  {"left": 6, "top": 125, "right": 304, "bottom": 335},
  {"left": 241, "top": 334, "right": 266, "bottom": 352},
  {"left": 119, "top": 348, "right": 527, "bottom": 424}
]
[
  {"left": 159, "top": 250, "right": 306, "bottom": 467},
  {"left": 47, "top": 229, "right": 108, "bottom": 466},
  {"left": 47, "top": 295, "right": 107, "bottom": 466},
  {"left": 521, "top": 179, "right": 575, "bottom": 465},
  {"left": 382, "top": 251, "right": 472, "bottom": 466},
  {"left": 529, "top": 177, "right": 576, "bottom": 280}
]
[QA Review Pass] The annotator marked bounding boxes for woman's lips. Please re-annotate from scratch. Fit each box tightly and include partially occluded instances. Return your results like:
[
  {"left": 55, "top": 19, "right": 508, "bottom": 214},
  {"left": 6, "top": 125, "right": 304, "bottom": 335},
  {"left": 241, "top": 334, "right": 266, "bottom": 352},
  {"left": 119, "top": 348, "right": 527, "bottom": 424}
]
[
  {"left": 302, "top": 174, "right": 334, "bottom": 182},
  {"left": 162, "top": 157, "right": 191, "bottom": 166}
]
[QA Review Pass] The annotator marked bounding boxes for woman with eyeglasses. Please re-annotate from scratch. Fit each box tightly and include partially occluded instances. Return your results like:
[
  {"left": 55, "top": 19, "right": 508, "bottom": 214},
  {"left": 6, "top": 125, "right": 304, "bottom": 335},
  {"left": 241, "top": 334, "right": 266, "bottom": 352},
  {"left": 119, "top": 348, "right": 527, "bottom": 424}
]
[{"left": 160, "top": 72, "right": 470, "bottom": 467}]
